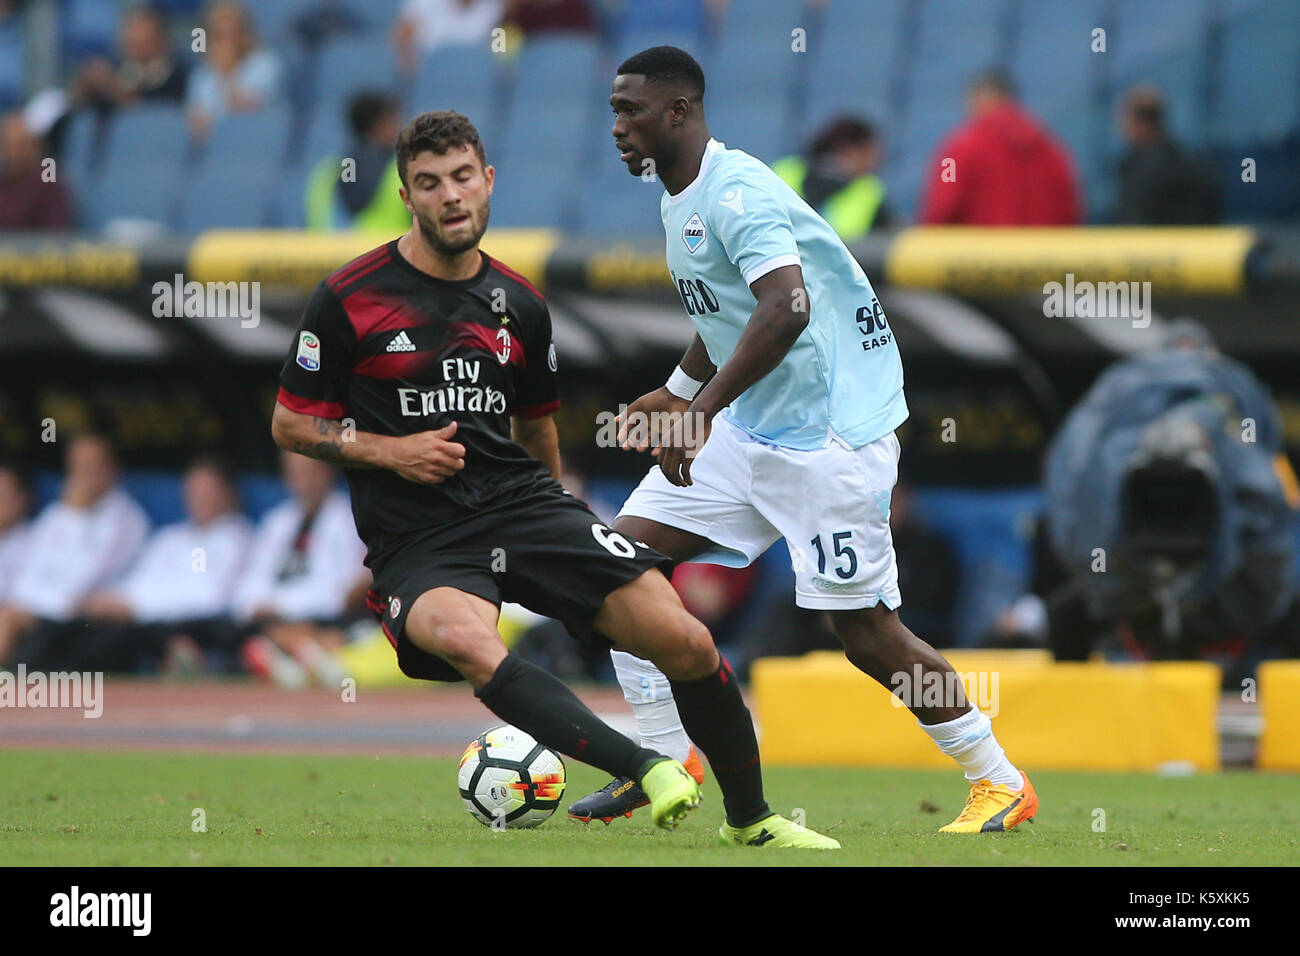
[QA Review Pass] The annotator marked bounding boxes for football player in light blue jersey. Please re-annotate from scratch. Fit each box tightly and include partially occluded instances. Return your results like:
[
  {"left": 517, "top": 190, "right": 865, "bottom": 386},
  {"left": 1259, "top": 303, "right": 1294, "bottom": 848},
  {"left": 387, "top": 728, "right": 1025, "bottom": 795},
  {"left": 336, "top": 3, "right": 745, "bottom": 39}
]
[{"left": 568, "top": 46, "right": 1038, "bottom": 839}]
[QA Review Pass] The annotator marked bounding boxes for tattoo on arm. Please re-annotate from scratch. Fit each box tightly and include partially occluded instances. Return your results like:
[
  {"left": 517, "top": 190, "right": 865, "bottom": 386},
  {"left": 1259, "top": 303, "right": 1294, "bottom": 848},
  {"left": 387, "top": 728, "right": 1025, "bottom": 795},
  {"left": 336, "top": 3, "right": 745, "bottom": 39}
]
[{"left": 285, "top": 417, "right": 346, "bottom": 464}]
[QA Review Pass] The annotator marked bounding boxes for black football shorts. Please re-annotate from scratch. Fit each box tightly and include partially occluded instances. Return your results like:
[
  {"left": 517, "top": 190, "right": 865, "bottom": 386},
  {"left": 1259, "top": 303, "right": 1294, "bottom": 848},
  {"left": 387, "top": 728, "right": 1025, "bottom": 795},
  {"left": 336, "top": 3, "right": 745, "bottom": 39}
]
[{"left": 365, "top": 484, "right": 673, "bottom": 682}]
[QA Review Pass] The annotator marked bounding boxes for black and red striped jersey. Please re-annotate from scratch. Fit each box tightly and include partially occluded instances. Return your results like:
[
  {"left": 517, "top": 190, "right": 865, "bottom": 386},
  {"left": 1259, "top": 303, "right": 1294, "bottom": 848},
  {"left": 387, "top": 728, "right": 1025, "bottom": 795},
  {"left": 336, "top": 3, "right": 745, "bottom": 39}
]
[{"left": 278, "top": 240, "right": 561, "bottom": 568}]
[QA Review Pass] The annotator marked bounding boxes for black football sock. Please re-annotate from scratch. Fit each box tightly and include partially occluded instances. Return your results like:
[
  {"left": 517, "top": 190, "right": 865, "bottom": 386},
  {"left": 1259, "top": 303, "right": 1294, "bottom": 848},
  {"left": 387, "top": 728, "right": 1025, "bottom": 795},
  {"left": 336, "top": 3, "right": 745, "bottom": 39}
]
[
  {"left": 475, "top": 653, "right": 660, "bottom": 780},
  {"left": 668, "top": 656, "right": 771, "bottom": 828}
]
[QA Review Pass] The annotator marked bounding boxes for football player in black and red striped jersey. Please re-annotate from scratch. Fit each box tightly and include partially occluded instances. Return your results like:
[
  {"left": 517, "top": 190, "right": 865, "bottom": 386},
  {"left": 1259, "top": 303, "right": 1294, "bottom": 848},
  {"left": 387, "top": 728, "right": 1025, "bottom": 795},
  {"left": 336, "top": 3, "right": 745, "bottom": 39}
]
[{"left": 271, "top": 110, "right": 835, "bottom": 845}]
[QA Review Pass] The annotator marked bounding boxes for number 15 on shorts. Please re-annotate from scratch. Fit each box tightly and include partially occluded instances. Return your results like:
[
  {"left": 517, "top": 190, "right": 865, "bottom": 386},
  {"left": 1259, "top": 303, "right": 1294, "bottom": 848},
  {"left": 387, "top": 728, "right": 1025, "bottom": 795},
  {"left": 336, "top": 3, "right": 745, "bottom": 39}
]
[{"left": 811, "top": 531, "right": 858, "bottom": 579}]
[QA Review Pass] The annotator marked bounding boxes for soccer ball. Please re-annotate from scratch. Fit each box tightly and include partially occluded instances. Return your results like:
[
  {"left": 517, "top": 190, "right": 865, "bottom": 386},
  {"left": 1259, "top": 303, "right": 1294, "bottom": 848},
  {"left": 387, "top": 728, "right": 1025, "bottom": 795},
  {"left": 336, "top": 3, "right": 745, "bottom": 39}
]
[{"left": 458, "top": 725, "right": 567, "bottom": 828}]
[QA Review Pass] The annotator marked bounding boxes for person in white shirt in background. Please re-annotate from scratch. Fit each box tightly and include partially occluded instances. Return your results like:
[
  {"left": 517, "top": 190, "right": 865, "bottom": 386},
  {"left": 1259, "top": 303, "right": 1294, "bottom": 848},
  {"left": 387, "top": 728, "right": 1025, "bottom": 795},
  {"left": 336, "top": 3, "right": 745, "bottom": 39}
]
[
  {"left": 0, "top": 461, "right": 34, "bottom": 602},
  {"left": 0, "top": 433, "right": 149, "bottom": 665},
  {"left": 393, "top": 0, "right": 506, "bottom": 75},
  {"left": 235, "top": 451, "right": 369, "bottom": 687},
  {"left": 52, "top": 455, "right": 255, "bottom": 673}
]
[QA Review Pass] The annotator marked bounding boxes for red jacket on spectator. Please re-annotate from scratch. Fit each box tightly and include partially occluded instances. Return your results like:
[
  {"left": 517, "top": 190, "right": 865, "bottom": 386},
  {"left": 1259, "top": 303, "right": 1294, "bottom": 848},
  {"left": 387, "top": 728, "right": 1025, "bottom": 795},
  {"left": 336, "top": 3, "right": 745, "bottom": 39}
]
[{"left": 920, "top": 100, "right": 1082, "bottom": 225}]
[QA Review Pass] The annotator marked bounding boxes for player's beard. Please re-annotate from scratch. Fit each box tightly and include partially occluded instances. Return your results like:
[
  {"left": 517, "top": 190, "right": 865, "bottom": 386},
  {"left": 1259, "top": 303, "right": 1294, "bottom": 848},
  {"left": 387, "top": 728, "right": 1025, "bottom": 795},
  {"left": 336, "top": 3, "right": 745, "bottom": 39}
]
[{"left": 416, "top": 198, "right": 490, "bottom": 258}]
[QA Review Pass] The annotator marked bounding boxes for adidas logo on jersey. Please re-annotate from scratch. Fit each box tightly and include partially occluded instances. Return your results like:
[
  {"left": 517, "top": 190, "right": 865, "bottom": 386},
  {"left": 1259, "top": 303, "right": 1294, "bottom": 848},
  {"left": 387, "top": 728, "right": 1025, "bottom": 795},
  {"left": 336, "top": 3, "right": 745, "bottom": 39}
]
[{"left": 387, "top": 331, "right": 416, "bottom": 352}]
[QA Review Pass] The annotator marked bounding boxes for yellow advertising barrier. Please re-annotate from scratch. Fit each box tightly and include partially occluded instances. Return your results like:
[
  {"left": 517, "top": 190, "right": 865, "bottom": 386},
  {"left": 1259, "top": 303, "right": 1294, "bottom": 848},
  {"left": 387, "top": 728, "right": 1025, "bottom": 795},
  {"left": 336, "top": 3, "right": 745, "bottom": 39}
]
[
  {"left": 1258, "top": 660, "right": 1300, "bottom": 770},
  {"left": 753, "top": 651, "right": 1220, "bottom": 771},
  {"left": 187, "top": 228, "right": 558, "bottom": 291},
  {"left": 884, "top": 226, "right": 1256, "bottom": 296}
]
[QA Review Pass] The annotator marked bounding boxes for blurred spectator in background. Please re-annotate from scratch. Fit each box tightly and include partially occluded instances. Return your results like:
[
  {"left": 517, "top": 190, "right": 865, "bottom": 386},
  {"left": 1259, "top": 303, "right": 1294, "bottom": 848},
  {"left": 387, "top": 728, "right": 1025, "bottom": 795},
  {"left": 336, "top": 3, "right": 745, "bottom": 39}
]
[
  {"left": 186, "top": 1, "right": 284, "bottom": 139},
  {"left": 306, "top": 91, "right": 410, "bottom": 233},
  {"left": 69, "top": 4, "right": 188, "bottom": 114},
  {"left": 1115, "top": 85, "right": 1220, "bottom": 225},
  {"left": 503, "top": 0, "right": 595, "bottom": 36},
  {"left": 0, "top": 433, "right": 149, "bottom": 665},
  {"left": 79, "top": 456, "right": 251, "bottom": 626},
  {"left": 234, "top": 451, "right": 368, "bottom": 686},
  {"left": 0, "top": 110, "right": 74, "bottom": 230},
  {"left": 920, "top": 71, "right": 1081, "bottom": 225},
  {"left": 0, "top": 460, "right": 33, "bottom": 602},
  {"left": 890, "top": 481, "right": 960, "bottom": 646},
  {"left": 772, "top": 116, "right": 892, "bottom": 242},
  {"left": 21, "top": 455, "right": 253, "bottom": 673},
  {"left": 394, "top": 0, "right": 506, "bottom": 74}
]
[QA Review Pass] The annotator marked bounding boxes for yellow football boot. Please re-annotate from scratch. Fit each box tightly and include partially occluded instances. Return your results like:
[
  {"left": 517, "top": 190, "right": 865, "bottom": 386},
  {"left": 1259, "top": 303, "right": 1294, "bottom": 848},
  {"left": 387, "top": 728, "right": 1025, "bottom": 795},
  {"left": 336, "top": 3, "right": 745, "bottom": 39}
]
[{"left": 939, "top": 772, "right": 1038, "bottom": 833}]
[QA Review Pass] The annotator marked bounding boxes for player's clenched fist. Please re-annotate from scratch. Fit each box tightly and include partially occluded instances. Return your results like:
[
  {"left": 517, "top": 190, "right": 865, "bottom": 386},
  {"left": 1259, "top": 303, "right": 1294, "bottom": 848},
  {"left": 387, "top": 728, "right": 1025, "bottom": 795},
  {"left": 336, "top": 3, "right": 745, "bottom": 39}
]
[{"left": 388, "top": 421, "right": 467, "bottom": 484}]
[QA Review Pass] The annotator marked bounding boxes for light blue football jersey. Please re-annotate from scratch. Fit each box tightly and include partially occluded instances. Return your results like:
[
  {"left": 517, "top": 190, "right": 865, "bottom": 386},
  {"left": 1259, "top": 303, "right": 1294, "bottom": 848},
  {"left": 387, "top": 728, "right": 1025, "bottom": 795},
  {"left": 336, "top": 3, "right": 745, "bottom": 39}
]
[{"left": 661, "top": 138, "right": 908, "bottom": 450}]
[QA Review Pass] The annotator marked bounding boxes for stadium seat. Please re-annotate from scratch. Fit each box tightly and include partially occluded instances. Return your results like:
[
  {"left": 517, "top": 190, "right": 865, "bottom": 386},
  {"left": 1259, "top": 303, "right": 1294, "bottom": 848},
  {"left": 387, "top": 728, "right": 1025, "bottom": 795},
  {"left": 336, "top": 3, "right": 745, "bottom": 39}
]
[
  {"left": 245, "top": 0, "right": 321, "bottom": 46},
  {"left": 799, "top": 0, "right": 908, "bottom": 143},
  {"left": 574, "top": 164, "right": 665, "bottom": 236},
  {"left": 313, "top": 35, "right": 400, "bottom": 113},
  {"left": 409, "top": 45, "right": 505, "bottom": 149},
  {"left": 60, "top": 109, "right": 103, "bottom": 189},
  {"left": 0, "top": 18, "right": 24, "bottom": 109},
  {"left": 703, "top": 18, "right": 800, "bottom": 162},
  {"left": 300, "top": 104, "right": 348, "bottom": 171},
  {"left": 1110, "top": 0, "right": 1212, "bottom": 145},
  {"left": 85, "top": 105, "right": 192, "bottom": 233},
  {"left": 1211, "top": 0, "right": 1300, "bottom": 144},
  {"left": 61, "top": 0, "right": 120, "bottom": 60},
  {"left": 614, "top": 0, "right": 709, "bottom": 45},
  {"left": 180, "top": 110, "right": 291, "bottom": 233}
]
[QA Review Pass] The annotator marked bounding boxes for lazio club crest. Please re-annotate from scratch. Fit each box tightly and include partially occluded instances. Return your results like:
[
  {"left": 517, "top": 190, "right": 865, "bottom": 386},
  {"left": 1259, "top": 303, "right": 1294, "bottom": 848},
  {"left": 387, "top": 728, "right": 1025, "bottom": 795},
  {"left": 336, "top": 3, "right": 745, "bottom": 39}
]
[{"left": 682, "top": 212, "right": 706, "bottom": 254}]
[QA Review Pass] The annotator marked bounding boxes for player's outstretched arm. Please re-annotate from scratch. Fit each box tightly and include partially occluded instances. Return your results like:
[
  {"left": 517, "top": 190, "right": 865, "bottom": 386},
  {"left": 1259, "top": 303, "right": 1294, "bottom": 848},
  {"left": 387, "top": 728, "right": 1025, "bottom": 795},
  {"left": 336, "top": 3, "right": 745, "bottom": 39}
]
[{"left": 271, "top": 402, "right": 466, "bottom": 484}]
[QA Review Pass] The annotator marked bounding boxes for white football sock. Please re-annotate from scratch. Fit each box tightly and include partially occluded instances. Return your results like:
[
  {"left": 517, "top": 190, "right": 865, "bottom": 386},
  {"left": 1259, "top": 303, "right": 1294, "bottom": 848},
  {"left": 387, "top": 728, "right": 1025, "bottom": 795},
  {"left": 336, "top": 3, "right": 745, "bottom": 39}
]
[
  {"left": 610, "top": 649, "right": 692, "bottom": 763},
  {"left": 919, "top": 706, "right": 1023, "bottom": 788}
]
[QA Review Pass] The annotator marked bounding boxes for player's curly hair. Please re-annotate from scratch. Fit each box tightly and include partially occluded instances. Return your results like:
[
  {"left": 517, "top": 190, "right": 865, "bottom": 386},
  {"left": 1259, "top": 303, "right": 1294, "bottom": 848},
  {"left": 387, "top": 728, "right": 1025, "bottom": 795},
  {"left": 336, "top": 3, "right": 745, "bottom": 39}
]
[{"left": 395, "top": 110, "right": 488, "bottom": 188}]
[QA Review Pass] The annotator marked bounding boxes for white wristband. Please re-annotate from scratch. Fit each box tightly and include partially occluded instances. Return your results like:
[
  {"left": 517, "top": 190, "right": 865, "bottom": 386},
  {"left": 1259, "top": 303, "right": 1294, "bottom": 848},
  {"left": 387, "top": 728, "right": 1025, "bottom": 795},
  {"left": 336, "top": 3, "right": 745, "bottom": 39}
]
[{"left": 665, "top": 365, "right": 705, "bottom": 401}]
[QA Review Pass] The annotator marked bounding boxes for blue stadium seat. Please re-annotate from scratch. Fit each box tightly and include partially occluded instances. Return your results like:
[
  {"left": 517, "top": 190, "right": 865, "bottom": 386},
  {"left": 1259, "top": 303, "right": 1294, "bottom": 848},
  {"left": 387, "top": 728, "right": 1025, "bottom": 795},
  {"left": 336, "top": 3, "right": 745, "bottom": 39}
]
[
  {"left": 488, "top": 155, "right": 578, "bottom": 229},
  {"left": 409, "top": 45, "right": 505, "bottom": 148},
  {"left": 301, "top": 104, "right": 348, "bottom": 169},
  {"left": 574, "top": 165, "right": 665, "bottom": 237},
  {"left": 201, "top": 107, "right": 293, "bottom": 165},
  {"left": 179, "top": 110, "right": 290, "bottom": 233},
  {"left": 60, "top": 109, "right": 103, "bottom": 188},
  {"left": 245, "top": 0, "right": 321, "bottom": 46},
  {"left": 1110, "top": 0, "right": 1212, "bottom": 145},
  {"left": 800, "top": 0, "right": 908, "bottom": 142},
  {"left": 313, "top": 35, "right": 400, "bottom": 112},
  {"left": 85, "top": 105, "right": 191, "bottom": 232},
  {"left": 336, "top": 0, "right": 404, "bottom": 32},
  {"left": 61, "top": 0, "right": 120, "bottom": 60},
  {"left": 0, "top": 18, "right": 24, "bottom": 108},
  {"left": 1211, "top": 0, "right": 1300, "bottom": 144},
  {"left": 913, "top": 0, "right": 1010, "bottom": 98},
  {"left": 704, "top": 17, "right": 800, "bottom": 162},
  {"left": 615, "top": 0, "right": 709, "bottom": 43},
  {"left": 181, "top": 156, "right": 278, "bottom": 233}
]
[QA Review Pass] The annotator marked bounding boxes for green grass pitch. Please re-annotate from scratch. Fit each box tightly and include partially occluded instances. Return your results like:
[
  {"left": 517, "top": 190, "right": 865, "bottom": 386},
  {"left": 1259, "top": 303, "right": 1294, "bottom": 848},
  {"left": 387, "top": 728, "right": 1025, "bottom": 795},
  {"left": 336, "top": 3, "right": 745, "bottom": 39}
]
[{"left": 2, "top": 749, "right": 1297, "bottom": 866}]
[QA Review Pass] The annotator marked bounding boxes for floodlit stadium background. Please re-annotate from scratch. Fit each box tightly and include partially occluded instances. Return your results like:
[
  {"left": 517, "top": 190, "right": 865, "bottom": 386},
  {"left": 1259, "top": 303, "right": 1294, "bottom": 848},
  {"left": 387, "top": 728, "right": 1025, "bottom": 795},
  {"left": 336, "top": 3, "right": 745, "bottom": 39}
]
[{"left": 1, "top": 0, "right": 1300, "bottom": 770}]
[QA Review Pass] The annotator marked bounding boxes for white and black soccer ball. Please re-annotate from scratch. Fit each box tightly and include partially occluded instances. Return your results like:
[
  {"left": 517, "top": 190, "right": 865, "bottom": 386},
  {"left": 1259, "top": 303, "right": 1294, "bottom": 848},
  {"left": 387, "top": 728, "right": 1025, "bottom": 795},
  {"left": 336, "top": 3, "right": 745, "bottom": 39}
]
[{"left": 458, "top": 725, "right": 567, "bottom": 828}]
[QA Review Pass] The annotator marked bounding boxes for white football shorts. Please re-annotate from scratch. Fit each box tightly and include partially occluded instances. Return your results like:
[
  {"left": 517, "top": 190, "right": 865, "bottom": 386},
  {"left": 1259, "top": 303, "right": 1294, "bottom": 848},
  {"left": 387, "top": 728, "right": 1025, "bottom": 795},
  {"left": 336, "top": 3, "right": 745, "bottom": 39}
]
[{"left": 617, "top": 411, "right": 902, "bottom": 610}]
